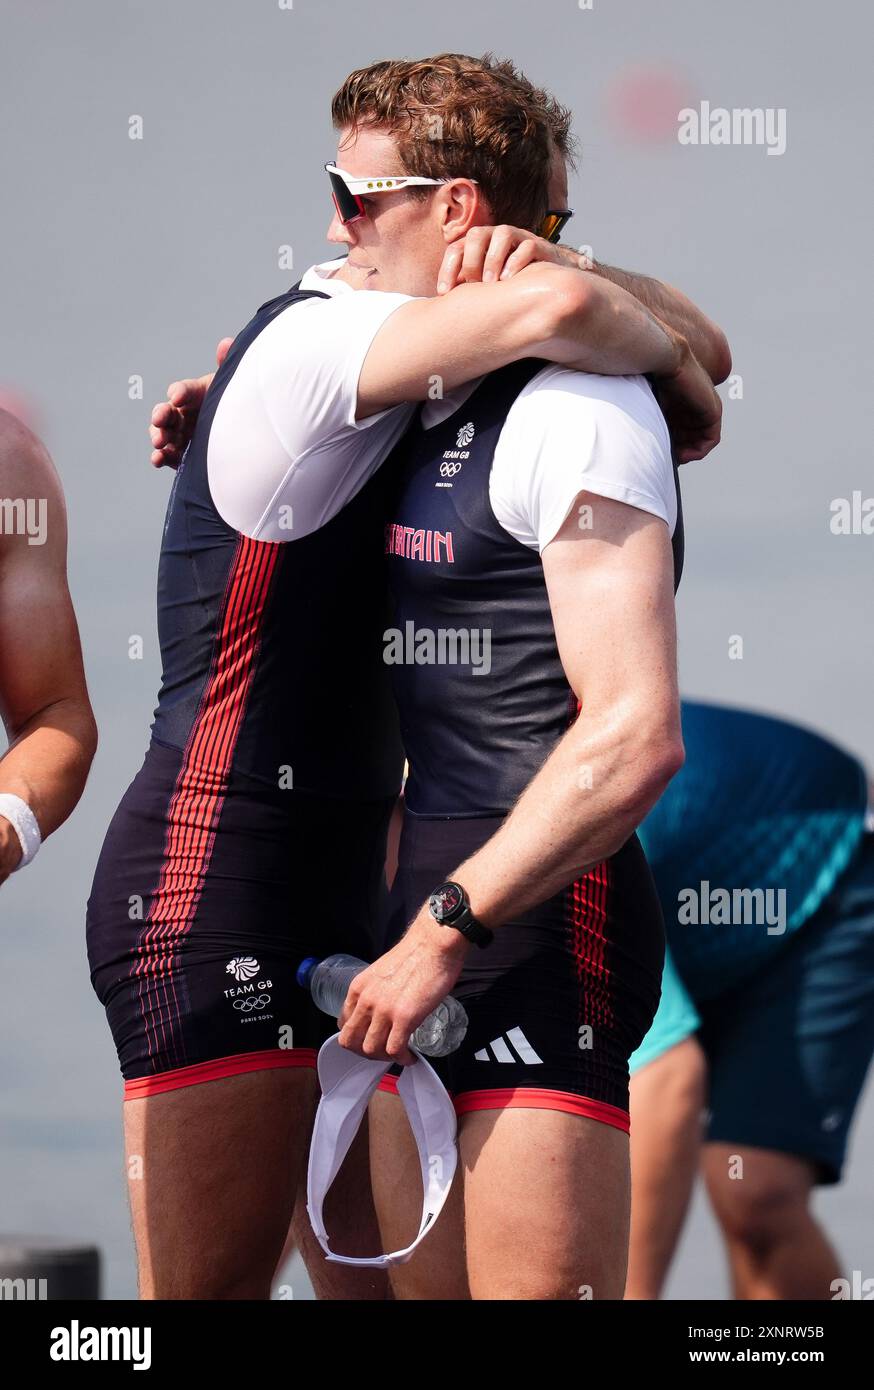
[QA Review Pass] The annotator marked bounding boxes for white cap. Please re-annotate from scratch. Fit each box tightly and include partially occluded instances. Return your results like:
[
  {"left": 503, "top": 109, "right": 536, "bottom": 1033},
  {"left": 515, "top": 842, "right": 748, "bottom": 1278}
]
[{"left": 306, "top": 1033, "right": 458, "bottom": 1267}]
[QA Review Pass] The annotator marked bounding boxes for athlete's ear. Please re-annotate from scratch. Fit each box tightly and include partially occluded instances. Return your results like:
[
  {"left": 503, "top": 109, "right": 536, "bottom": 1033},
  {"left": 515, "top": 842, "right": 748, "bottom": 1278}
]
[{"left": 435, "top": 179, "right": 485, "bottom": 243}]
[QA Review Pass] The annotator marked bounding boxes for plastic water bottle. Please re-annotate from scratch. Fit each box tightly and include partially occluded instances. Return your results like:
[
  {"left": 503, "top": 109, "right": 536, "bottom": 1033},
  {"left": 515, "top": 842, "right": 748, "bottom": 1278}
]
[{"left": 296, "top": 953, "right": 468, "bottom": 1059}]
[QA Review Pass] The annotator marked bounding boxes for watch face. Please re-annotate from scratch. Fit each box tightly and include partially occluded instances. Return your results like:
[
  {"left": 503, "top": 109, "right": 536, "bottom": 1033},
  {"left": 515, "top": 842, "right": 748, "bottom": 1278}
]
[{"left": 430, "top": 882, "right": 463, "bottom": 922}]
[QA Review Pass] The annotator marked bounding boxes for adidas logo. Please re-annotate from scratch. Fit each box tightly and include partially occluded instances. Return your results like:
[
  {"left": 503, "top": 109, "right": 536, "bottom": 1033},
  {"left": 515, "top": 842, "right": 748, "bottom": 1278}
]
[{"left": 474, "top": 1027, "right": 542, "bottom": 1064}]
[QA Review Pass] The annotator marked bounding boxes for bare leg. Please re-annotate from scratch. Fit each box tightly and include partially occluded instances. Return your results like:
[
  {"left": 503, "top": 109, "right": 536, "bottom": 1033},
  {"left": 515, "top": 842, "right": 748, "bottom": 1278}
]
[
  {"left": 288, "top": 1108, "right": 392, "bottom": 1300},
  {"left": 125, "top": 1068, "right": 318, "bottom": 1299},
  {"left": 368, "top": 1089, "right": 469, "bottom": 1299},
  {"left": 703, "top": 1144, "right": 842, "bottom": 1299},
  {"left": 370, "top": 1093, "right": 631, "bottom": 1300},
  {"left": 625, "top": 1037, "right": 707, "bottom": 1299},
  {"left": 461, "top": 1107, "right": 630, "bottom": 1300}
]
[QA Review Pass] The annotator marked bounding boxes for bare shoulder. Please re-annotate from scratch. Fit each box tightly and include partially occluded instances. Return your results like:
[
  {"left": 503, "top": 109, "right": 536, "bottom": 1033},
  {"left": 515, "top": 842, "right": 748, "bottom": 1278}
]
[
  {"left": 0, "top": 408, "right": 60, "bottom": 482},
  {"left": 0, "top": 410, "right": 66, "bottom": 558}
]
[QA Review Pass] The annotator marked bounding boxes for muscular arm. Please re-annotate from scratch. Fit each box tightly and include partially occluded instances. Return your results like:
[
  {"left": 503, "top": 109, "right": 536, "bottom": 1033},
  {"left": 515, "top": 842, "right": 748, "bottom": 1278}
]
[
  {"left": 434, "top": 226, "right": 730, "bottom": 386},
  {"left": 151, "top": 253, "right": 721, "bottom": 470},
  {"left": 562, "top": 250, "right": 732, "bottom": 385},
  {"left": 0, "top": 414, "right": 98, "bottom": 882},
  {"left": 357, "top": 262, "right": 683, "bottom": 416}
]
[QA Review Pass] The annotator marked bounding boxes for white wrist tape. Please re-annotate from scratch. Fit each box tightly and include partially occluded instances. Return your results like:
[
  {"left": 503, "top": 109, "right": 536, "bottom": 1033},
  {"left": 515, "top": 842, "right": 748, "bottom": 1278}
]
[{"left": 0, "top": 794, "right": 42, "bottom": 870}]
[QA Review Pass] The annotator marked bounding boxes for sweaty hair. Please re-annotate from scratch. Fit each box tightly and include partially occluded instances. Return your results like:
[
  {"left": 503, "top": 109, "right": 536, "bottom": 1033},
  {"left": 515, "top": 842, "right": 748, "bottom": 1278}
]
[{"left": 331, "top": 52, "right": 577, "bottom": 232}]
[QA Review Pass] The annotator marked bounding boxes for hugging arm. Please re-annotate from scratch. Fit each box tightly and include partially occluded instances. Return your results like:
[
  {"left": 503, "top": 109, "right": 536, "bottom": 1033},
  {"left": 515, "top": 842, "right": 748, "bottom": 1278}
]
[
  {"left": 573, "top": 255, "right": 731, "bottom": 385},
  {"left": 151, "top": 254, "right": 719, "bottom": 469},
  {"left": 356, "top": 262, "right": 684, "bottom": 413},
  {"left": 434, "top": 226, "right": 731, "bottom": 386}
]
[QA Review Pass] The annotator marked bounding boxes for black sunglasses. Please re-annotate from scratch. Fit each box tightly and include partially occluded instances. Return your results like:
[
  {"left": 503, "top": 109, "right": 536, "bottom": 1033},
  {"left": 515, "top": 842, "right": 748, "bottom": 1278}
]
[{"left": 540, "top": 209, "right": 574, "bottom": 244}]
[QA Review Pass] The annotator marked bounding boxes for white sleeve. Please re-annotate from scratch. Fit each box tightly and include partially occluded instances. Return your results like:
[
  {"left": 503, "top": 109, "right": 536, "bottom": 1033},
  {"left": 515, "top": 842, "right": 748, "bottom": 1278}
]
[
  {"left": 489, "top": 365, "right": 676, "bottom": 552},
  {"left": 253, "top": 290, "right": 415, "bottom": 449},
  {"left": 207, "top": 290, "right": 414, "bottom": 540}
]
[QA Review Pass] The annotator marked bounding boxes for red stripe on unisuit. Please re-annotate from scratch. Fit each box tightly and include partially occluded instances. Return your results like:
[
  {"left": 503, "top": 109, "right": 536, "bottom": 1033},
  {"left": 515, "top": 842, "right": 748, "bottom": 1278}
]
[
  {"left": 567, "top": 860, "right": 613, "bottom": 1036},
  {"left": 452, "top": 1086, "right": 629, "bottom": 1133},
  {"left": 133, "top": 535, "right": 282, "bottom": 1072},
  {"left": 376, "top": 1073, "right": 401, "bottom": 1096},
  {"left": 123, "top": 1047, "right": 318, "bottom": 1100},
  {"left": 376, "top": 1079, "right": 629, "bottom": 1135}
]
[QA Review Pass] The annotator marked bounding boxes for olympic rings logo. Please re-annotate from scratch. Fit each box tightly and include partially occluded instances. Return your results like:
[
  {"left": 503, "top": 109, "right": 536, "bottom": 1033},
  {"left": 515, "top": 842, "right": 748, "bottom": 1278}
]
[
  {"left": 440, "top": 462, "right": 462, "bottom": 478},
  {"left": 233, "top": 994, "right": 271, "bottom": 1012}
]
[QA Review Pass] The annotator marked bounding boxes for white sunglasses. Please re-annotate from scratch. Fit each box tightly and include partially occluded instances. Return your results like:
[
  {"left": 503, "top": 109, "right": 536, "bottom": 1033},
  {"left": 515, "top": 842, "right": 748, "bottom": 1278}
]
[{"left": 325, "top": 161, "right": 478, "bottom": 223}]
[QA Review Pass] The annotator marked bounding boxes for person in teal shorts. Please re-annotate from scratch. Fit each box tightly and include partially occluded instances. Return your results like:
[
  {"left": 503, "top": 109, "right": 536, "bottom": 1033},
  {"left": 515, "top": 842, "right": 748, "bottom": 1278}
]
[{"left": 625, "top": 700, "right": 874, "bottom": 1300}]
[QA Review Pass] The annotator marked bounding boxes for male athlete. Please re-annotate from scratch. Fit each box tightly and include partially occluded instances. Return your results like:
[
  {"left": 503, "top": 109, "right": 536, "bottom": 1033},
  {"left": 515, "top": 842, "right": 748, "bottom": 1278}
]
[
  {"left": 297, "top": 57, "right": 716, "bottom": 1302},
  {"left": 624, "top": 701, "right": 874, "bottom": 1300},
  {"left": 133, "top": 53, "right": 727, "bottom": 1299},
  {"left": 0, "top": 408, "right": 96, "bottom": 887}
]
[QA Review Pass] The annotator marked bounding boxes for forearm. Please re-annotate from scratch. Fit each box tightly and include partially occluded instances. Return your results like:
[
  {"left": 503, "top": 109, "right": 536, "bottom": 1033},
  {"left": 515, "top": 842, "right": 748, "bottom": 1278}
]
[
  {"left": 445, "top": 710, "right": 682, "bottom": 931},
  {"left": 546, "top": 271, "right": 685, "bottom": 380},
  {"left": 0, "top": 697, "right": 97, "bottom": 855},
  {"left": 558, "top": 248, "right": 731, "bottom": 384},
  {"left": 360, "top": 266, "right": 686, "bottom": 415}
]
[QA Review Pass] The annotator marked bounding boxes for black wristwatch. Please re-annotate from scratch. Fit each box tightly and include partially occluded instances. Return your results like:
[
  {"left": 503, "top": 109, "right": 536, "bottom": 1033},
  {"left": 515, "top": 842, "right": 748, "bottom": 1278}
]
[{"left": 428, "top": 881, "right": 494, "bottom": 948}]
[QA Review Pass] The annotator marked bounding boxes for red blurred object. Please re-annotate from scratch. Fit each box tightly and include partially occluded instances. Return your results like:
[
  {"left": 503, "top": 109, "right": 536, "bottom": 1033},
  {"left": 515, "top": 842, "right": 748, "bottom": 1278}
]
[
  {"left": 606, "top": 65, "right": 697, "bottom": 143},
  {"left": 0, "top": 387, "right": 40, "bottom": 434}
]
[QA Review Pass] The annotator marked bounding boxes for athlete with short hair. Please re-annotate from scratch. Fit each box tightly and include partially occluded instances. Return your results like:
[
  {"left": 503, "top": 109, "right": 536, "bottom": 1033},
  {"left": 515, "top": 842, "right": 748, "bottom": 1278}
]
[
  {"left": 132, "top": 53, "right": 727, "bottom": 1299},
  {"left": 625, "top": 701, "right": 874, "bottom": 1300}
]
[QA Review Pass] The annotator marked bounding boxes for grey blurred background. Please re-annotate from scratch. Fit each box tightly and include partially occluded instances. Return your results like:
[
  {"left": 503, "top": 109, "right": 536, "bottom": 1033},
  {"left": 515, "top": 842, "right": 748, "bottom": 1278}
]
[{"left": 0, "top": 0, "right": 870, "bottom": 1299}]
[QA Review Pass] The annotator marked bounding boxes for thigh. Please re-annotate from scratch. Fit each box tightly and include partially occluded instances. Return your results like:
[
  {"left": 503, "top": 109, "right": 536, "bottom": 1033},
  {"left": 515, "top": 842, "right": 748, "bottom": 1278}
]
[
  {"left": 369, "top": 1095, "right": 630, "bottom": 1302},
  {"left": 460, "top": 1106, "right": 631, "bottom": 1301},
  {"left": 125, "top": 1066, "right": 318, "bottom": 1299},
  {"left": 367, "top": 1090, "right": 469, "bottom": 1300},
  {"left": 290, "top": 1109, "right": 393, "bottom": 1301}
]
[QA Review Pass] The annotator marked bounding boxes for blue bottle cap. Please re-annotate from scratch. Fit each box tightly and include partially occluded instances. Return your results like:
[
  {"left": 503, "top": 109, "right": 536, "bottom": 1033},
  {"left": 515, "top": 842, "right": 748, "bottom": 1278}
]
[{"left": 296, "top": 956, "right": 321, "bottom": 990}]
